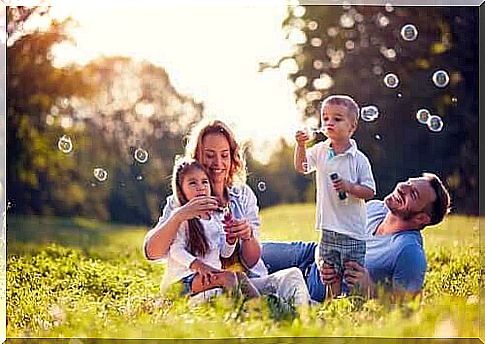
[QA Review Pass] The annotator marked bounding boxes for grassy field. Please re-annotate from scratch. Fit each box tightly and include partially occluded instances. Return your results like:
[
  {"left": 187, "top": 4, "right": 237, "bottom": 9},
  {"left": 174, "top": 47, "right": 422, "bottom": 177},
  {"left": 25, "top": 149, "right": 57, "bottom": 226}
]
[{"left": 6, "top": 204, "right": 483, "bottom": 339}]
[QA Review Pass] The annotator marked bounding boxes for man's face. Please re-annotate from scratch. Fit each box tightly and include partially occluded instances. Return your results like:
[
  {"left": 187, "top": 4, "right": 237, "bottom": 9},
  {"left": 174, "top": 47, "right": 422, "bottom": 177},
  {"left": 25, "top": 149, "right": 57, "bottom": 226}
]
[{"left": 384, "top": 177, "right": 437, "bottom": 222}]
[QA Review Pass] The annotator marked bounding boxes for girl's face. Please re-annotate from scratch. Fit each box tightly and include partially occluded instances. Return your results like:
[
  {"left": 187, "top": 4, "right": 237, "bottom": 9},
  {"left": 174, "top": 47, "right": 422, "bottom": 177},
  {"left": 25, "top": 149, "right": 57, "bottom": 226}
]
[
  {"left": 322, "top": 104, "right": 356, "bottom": 142},
  {"left": 201, "top": 133, "right": 232, "bottom": 186},
  {"left": 180, "top": 168, "right": 211, "bottom": 201}
]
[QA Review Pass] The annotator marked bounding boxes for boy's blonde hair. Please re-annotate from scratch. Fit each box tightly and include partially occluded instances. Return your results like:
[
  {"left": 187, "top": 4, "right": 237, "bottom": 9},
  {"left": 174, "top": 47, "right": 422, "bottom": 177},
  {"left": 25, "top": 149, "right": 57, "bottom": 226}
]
[{"left": 320, "top": 95, "right": 360, "bottom": 126}]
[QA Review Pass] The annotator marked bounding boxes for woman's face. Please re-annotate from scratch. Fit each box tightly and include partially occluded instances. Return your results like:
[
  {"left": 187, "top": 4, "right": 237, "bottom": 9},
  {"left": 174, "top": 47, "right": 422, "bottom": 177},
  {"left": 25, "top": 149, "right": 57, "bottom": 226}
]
[{"left": 201, "top": 133, "right": 231, "bottom": 186}]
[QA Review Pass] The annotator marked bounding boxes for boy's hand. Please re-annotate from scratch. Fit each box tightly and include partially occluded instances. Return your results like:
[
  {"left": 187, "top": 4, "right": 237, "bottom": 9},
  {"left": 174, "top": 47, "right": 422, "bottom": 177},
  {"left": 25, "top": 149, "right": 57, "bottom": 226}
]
[
  {"left": 295, "top": 130, "right": 309, "bottom": 146},
  {"left": 332, "top": 177, "right": 351, "bottom": 193}
]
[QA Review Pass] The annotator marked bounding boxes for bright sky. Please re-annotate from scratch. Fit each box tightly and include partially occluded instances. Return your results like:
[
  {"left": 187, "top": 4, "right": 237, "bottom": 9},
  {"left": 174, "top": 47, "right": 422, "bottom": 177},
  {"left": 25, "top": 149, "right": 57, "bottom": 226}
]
[{"left": 49, "top": 3, "right": 303, "bottom": 163}]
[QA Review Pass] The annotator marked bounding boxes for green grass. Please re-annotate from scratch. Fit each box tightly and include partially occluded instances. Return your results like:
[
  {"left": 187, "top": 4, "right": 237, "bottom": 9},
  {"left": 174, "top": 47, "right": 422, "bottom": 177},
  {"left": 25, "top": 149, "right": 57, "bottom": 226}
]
[{"left": 6, "top": 204, "right": 483, "bottom": 339}]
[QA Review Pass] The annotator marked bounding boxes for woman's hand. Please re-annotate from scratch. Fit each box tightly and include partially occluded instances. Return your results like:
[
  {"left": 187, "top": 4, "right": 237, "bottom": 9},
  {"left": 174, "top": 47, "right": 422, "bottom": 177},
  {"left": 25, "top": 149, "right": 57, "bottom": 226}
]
[
  {"left": 224, "top": 218, "right": 253, "bottom": 242},
  {"left": 190, "top": 259, "right": 222, "bottom": 286},
  {"left": 174, "top": 195, "right": 219, "bottom": 222}
]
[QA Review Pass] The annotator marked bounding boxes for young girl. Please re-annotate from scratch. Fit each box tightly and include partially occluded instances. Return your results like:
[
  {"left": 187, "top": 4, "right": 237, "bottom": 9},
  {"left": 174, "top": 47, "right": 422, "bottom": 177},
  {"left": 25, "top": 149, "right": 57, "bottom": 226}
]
[{"left": 160, "top": 158, "right": 260, "bottom": 299}]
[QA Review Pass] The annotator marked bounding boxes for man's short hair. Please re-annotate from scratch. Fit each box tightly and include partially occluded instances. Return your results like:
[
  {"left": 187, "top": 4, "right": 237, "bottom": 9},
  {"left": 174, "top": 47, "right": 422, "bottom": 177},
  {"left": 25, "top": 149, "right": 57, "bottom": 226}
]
[
  {"left": 320, "top": 95, "right": 360, "bottom": 126},
  {"left": 422, "top": 172, "right": 451, "bottom": 226}
]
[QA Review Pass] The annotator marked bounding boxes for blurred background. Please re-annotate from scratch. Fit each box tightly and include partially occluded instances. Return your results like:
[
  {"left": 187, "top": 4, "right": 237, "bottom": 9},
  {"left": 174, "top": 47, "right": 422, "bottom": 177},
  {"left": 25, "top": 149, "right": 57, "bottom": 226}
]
[{"left": 5, "top": 4, "right": 479, "bottom": 226}]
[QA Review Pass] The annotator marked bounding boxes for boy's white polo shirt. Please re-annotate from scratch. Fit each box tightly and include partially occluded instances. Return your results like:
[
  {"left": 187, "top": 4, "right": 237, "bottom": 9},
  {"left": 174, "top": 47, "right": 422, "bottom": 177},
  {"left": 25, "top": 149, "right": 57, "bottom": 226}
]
[{"left": 305, "top": 139, "right": 376, "bottom": 240}]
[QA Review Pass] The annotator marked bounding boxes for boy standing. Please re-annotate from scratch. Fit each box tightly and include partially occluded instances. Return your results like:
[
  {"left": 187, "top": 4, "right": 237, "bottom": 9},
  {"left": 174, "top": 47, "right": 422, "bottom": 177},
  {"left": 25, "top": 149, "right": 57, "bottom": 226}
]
[{"left": 294, "top": 95, "right": 376, "bottom": 298}]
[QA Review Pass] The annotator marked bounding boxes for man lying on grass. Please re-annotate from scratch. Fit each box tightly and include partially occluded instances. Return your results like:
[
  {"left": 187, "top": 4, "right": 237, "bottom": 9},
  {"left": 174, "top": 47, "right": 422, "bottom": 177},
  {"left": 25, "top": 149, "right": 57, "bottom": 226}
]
[{"left": 261, "top": 173, "right": 451, "bottom": 302}]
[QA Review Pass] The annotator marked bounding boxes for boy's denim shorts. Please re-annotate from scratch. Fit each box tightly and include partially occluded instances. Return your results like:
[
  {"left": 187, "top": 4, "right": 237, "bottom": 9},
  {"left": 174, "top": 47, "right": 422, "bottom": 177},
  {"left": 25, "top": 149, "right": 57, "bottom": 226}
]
[{"left": 318, "top": 229, "right": 366, "bottom": 277}]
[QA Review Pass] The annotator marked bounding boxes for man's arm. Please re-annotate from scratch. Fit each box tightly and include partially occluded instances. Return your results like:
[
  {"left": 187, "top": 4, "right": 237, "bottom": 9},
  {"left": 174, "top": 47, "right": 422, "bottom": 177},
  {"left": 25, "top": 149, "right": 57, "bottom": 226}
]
[{"left": 344, "top": 244, "right": 426, "bottom": 301}]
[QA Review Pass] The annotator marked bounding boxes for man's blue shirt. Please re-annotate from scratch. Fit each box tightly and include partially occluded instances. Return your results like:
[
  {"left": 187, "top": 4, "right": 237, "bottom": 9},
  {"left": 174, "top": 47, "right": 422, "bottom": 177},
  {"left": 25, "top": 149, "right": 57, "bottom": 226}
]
[{"left": 364, "top": 200, "right": 427, "bottom": 293}]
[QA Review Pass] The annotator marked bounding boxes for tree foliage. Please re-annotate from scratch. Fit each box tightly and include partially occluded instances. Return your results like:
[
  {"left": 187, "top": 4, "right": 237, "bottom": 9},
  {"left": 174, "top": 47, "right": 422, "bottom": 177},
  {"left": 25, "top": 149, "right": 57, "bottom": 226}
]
[
  {"left": 270, "top": 5, "right": 478, "bottom": 214},
  {"left": 7, "top": 17, "right": 203, "bottom": 224}
]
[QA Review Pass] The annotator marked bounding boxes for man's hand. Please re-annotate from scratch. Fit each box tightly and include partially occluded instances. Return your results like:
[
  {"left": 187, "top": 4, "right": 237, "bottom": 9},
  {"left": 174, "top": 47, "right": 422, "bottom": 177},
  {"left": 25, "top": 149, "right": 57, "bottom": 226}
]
[
  {"left": 317, "top": 260, "right": 339, "bottom": 285},
  {"left": 344, "top": 261, "right": 375, "bottom": 298}
]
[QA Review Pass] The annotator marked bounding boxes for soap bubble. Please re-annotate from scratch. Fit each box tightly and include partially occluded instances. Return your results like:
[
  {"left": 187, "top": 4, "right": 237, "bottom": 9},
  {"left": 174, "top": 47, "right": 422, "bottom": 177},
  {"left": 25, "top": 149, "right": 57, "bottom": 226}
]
[
  {"left": 57, "top": 135, "right": 73, "bottom": 154},
  {"left": 93, "top": 168, "right": 108, "bottom": 182},
  {"left": 360, "top": 105, "right": 380, "bottom": 122},
  {"left": 416, "top": 108, "right": 431, "bottom": 124},
  {"left": 383, "top": 73, "right": 399, "bottom": 88},
  {"left": 432, "top": 70, "right": 450, "bottom": 88},
  {"left": 134, "top": 148, "right": 149, "bottom": 164},
  {"left": 427, "top": 115, "right": 444, "bottom": 132},
  {"left": 400, "top": 24, "right": 418, "bottom": 41},
  {"left": 374, "top": 134, "right": 382, "bottom": 140},
  {"left": 257, "top": 181, "right": 267, "bottom": 192},
  {"left": 136, "top": 175, "right": 144, "bottom": 181}
]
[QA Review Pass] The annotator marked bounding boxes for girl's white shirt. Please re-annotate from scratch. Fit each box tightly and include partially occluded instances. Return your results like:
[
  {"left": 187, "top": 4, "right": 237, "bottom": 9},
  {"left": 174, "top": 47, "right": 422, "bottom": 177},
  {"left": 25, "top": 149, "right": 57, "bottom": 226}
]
[
  {"left": 144, "top": 184, "right": 269, "bottom": 279},
  {"left": 160, "top": 214, "right": 236, "bottom": 293}
]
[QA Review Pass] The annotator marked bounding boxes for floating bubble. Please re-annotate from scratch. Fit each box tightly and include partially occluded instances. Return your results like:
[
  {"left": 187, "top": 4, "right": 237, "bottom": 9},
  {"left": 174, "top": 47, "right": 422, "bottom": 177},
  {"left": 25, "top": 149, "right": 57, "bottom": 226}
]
[
  {"left": 383, "top": 73, "right": 399, "bottom": 88},
  {"left": 400, "top": 24, "right": 418, "bottom": 41},
  {"left": 136, "top": 175, "right": 144, "bottom": 181},
  {"left": 360, "top": 105, "right": 380, "bottom": 122},
  {"left": 377, "top": 14, "right": 390, "bottom": 27},
  {"left": 340, "top": 13, "right": 355, "bottom": 28},
  {"left": 397, "top": 92, "right": 403, "bottom": 98},
  {"left": 257, "top": 181, "right": 267, "bottom": 192},
  {"left": 57, "top": 135, "right": 73, "bottom": 154},
  {"left": 416, "top": 108, "right": 431, "bottom": 124},
  {"left": 432, "top": 70, "right": 450, "bottom": 88},
  {"left": 451, "top": 96, "right": 458, "bottom": 105},
  {"left": 385, "top": 3, "right": 394, "bottom": 12},
  {"left": 93, "top": 168, "right": 108, "bottom": 182},
  {"left": 427, "top": 115, "right": 444, "bottom": 132},
  {"left": 134, "top": 148, "right": 149, "bottom": 164},
  {"left": 119, "top": 182, "right": 126, "bottom": 188},
  {"left": 90, "top": 182, "right": 97, "bottom": 187},
  {"left": 374, "top": 134, "right": 382, "bottom": 140}
]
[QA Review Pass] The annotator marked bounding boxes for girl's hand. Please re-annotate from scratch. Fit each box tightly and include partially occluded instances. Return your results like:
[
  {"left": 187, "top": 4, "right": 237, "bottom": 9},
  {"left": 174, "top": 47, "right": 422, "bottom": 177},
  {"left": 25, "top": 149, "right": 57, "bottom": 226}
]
[
  {"left": 190, "top": 259, "right": 222, "bottom": 286},
  {"left": 224, "top": 218, "right": 254, "bottom": 242},
  {"left": 332, "top": 178, "right": 351, "bottom": 193},
  {"left": 175, "top": 195, "right": 219, "bottom": 221}
]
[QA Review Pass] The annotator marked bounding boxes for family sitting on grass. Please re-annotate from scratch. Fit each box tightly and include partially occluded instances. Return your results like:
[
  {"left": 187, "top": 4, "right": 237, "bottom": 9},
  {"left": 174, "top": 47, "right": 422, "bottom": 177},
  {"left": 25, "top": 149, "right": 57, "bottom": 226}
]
[{"left": 143, "top": 94, "right": 451, "bottom": 307}]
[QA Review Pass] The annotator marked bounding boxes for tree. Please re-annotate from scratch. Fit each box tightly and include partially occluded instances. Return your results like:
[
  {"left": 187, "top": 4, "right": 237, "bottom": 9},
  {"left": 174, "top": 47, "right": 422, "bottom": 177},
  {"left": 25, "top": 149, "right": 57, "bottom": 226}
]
[{"left": 267, "top": 5, "right": 478, "bottom": 214}]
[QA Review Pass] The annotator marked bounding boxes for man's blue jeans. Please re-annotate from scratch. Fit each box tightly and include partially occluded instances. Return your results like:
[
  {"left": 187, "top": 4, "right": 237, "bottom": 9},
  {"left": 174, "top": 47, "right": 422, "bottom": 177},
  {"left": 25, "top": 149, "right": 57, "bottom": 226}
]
[{"left": 261, "top": 241, "right": 326, "bottom": 302}]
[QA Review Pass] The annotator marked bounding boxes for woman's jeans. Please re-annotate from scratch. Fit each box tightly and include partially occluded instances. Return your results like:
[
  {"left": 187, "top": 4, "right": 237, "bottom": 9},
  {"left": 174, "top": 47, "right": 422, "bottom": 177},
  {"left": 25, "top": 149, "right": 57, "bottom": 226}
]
[{"left": 261, "top": 241, "right": 327, "bottom": 302}]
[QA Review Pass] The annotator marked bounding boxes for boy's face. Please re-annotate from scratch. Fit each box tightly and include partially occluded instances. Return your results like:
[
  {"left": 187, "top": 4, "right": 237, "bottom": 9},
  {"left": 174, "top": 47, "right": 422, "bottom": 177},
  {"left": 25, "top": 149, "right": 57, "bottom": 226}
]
[{"left": 321, "top": 104, "right": 356, "bottom": 142}]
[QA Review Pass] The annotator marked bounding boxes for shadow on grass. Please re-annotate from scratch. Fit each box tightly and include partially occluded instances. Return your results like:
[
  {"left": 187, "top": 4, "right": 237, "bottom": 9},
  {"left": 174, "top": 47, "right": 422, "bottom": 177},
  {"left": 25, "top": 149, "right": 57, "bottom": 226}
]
[{"left": 7, "top": 215, "right": 142, "bottom": 256}]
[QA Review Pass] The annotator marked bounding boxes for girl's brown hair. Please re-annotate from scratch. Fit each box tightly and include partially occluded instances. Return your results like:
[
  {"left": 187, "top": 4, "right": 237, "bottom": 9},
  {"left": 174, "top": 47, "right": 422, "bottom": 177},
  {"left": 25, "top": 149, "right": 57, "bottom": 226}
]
[
  {"left": 172, "top": 158, "right": 214, "bottom": 257},
  {"left": 185, "top": 119, "right": 246, "bottom": 186}
]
